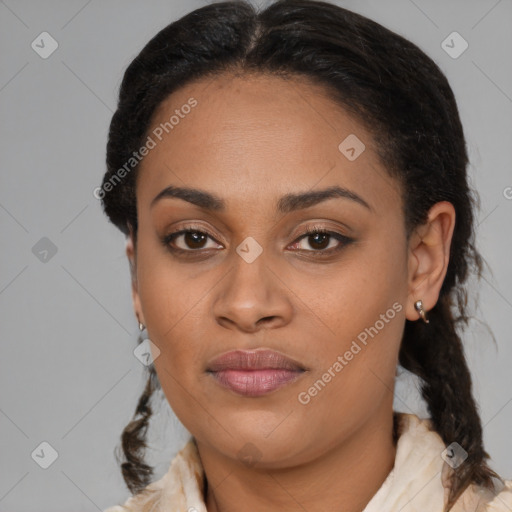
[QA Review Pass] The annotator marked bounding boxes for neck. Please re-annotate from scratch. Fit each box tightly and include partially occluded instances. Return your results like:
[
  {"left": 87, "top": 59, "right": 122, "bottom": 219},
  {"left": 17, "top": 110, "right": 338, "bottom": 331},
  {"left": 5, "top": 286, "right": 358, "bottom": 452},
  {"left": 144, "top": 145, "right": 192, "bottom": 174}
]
[{"left": 198, "top": 408, "right": 397, "bottom": 512}]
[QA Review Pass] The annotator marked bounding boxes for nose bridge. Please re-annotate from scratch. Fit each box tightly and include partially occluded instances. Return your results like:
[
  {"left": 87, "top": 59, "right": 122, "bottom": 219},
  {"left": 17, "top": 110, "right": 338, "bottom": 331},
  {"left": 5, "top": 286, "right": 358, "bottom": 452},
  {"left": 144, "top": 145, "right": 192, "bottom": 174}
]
[
  {"left": 212, "top": 238, "right": 292, "bottom": 330},
  {"left": 226, "top": 239, "right": 274, "bottom": 303}
]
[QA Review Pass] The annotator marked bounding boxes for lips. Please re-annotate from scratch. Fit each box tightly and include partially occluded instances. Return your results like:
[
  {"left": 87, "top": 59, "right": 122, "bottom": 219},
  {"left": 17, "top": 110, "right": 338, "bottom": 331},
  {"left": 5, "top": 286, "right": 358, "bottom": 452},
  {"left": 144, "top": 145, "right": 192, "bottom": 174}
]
[
  {"left": 206, "top": 349, "right": 306, "bottom": 397},
  {"left": 207, "top": 349, "right": 305, "bottom": 372}
]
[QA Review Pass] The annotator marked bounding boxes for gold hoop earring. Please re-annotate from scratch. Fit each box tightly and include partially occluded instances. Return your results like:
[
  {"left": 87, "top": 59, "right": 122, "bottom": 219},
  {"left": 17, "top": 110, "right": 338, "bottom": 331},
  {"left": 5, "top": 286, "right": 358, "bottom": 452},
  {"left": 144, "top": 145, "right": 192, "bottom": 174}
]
[{"left": 414, "top": 300, "right": 429, "bottom": 324}]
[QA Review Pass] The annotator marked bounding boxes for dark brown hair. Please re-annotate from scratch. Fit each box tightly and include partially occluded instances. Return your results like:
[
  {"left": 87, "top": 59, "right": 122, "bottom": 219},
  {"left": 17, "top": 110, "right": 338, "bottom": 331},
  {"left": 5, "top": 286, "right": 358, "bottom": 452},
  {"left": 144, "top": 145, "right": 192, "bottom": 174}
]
[{"left": 101, "top": 1, "right": 501, "bottom": 509}]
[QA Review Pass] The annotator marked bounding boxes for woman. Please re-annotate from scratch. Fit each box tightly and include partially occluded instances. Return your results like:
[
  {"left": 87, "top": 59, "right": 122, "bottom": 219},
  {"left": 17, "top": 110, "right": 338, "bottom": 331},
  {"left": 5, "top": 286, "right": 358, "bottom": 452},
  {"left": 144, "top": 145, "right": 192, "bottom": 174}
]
[{"left": 100, "top": 1, "right": 511, "bottom": 510}]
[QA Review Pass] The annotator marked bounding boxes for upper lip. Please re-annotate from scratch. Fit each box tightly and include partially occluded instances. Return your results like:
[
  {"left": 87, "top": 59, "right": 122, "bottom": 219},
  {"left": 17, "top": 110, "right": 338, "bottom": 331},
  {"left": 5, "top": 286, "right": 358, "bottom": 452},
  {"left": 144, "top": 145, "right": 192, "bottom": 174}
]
[{"left": 207, "top": 349, "right": 305, "bottom": 372}]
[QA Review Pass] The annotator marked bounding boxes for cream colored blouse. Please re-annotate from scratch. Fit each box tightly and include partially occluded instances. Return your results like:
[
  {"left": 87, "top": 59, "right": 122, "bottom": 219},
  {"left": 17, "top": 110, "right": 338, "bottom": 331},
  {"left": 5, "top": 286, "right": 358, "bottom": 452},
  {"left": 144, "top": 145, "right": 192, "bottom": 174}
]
[{"left": 104, "top": 413, "right": 512, "bottom": 512}]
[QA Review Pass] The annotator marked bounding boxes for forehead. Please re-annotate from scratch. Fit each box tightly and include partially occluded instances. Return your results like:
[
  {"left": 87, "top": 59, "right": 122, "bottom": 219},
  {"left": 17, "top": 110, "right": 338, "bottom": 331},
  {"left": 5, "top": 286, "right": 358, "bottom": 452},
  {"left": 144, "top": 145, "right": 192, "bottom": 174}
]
[{"left": 136, "top": 73, "right": 400, "bottom": 216}]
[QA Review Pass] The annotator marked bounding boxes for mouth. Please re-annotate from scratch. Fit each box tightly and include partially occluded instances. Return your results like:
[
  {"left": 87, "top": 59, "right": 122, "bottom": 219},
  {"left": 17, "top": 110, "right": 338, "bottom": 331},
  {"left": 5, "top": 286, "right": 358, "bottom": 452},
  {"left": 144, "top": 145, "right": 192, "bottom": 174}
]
[{"left": 206, "top": 349, "right": 306, "bottom": 397}]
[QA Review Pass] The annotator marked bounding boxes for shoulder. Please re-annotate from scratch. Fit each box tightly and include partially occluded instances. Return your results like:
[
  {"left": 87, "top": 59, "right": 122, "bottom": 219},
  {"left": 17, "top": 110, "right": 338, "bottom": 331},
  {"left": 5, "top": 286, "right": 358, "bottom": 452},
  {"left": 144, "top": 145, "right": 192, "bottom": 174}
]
[
  {"left": 393, "top": 413, "right": 512, "bottom": 512},
  {"left": 102, "top": 481, "right": 163, "bottom": 512},
  {"left": 103, "top": 437, "right": 205, "bottom": 512},
  {"left": 450, "top": 478, "right": 512, "bottom": 512}
]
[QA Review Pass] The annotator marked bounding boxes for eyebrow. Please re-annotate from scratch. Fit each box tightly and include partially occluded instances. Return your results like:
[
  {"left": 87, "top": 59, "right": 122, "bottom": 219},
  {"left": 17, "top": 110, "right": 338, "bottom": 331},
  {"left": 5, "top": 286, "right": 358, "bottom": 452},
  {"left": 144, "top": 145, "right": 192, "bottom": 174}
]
[{"left": 150, "top": 184, "right": 372, "bottom": 213}]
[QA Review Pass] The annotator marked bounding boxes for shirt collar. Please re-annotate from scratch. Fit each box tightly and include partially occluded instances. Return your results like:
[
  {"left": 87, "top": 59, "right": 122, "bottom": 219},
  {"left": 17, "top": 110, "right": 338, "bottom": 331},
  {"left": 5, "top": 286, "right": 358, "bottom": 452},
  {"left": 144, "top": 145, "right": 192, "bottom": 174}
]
[{"left": 107, "top": 412, "right": 512, "bottom": 512}]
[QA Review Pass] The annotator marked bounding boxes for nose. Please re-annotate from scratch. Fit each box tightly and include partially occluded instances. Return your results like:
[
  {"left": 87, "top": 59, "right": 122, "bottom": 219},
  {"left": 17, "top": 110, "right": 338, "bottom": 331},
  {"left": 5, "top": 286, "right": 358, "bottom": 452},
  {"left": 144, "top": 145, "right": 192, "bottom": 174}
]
[{"left": 212, "top": 253, "right": 293, "bottom": 333}]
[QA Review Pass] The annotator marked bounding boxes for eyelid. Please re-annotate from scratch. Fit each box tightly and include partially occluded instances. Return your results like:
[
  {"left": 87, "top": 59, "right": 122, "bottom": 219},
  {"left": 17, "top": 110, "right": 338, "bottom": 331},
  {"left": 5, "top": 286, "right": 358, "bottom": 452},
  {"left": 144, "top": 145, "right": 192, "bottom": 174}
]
[
  {"left": 289, "top": 225, "right": 352, "bottom": 253},
  {"left": 162, "top": 222, "right": 354, "bottom": 257},
  {"left": 165, "top": 221, "right": 222, "bottom": 240},
  {"left": 163, "top": 223, "right": 222, "bottom": 251}
]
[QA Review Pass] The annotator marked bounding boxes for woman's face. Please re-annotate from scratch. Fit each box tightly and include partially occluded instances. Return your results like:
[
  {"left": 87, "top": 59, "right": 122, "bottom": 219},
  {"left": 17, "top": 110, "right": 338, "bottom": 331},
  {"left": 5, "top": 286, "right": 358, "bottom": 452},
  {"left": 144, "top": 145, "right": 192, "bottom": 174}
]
[{"left": 130, "top": 73, "right": 410, "bottom": 467}]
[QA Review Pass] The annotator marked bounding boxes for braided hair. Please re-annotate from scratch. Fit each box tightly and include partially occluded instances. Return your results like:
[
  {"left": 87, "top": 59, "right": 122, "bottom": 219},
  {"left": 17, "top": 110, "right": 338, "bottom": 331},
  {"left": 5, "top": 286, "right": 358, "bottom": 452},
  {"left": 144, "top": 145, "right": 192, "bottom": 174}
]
[{"left": 113, "top": 361, "right": 160, "bottom": 494}]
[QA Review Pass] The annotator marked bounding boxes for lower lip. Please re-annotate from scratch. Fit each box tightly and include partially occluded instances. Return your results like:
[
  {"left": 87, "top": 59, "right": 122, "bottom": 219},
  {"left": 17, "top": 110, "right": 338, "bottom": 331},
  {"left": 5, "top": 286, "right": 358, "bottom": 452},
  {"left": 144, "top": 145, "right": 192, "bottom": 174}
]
[{"left": 209, "top": 369, "right": 304, "bottom": 397}]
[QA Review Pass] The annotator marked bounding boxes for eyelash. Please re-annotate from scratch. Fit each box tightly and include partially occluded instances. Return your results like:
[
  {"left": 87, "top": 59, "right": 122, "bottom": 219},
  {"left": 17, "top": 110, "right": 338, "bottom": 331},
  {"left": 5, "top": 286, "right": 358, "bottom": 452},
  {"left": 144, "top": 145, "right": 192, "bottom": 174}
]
[{"left": 161, "top": 224, "right": 353, "bottom": 257}]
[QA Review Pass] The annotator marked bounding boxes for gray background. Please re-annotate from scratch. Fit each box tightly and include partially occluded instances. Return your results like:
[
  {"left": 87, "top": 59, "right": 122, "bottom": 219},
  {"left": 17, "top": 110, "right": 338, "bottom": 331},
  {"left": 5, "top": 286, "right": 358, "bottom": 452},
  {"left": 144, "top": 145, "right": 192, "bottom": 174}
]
[{"left": 0, "top": 0, "right": 511, "bottom": 510}]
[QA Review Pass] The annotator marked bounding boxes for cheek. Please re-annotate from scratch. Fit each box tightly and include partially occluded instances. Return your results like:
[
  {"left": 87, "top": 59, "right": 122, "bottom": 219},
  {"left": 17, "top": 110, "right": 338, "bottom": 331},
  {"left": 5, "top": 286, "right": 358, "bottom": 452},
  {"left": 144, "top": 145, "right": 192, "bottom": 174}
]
[
  {"left": 291, "top": 237, "right": 408, "bottom": 397},
  {"left": 135, "top": 244, "right": 211, "bottom": 364},
  {"left": 137, "top": 260, "right": 213, "bottom": 425},
  {"left": 287, "top": 238, "right": 408, "bottom": 346}
]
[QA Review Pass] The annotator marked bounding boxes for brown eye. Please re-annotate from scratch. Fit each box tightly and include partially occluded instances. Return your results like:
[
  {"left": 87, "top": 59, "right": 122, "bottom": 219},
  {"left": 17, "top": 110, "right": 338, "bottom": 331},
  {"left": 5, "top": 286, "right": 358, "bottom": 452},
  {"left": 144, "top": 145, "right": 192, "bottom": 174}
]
[
  {"left": 162, "top": 227, "right": 222, "bottom": 253},
  {"left": 161, "top": 225, "right": 352, "bottom": 258},
  {"left": 290, "top": 228, "right": 351, "bottom": 253},
  {"left": 181, "top": 231, "right": 208, "bottom": 249},
  {"left": 305, "top": 232, "right": 331, "bottom": 250}
]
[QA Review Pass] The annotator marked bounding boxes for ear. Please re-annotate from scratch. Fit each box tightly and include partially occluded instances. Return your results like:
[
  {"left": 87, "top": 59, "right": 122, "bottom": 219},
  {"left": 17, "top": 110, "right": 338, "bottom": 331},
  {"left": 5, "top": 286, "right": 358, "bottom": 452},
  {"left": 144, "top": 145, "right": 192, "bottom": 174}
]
[
  {"left": 406, "top": 201, "right": 456, "bottom": 322},
  {"left": 126, "top": 224, "right": 145, "bottom": 327}
]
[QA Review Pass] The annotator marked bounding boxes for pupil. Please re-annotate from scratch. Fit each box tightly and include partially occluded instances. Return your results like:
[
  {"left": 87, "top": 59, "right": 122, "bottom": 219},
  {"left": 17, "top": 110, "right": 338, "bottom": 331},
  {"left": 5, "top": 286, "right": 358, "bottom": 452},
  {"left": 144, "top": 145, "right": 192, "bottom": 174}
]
[
  {"left": 310, "top": 233, "right": 329, "bottom": 250},
  {"left": 185, "top": 232, "right": 206, "bottom": 249}
]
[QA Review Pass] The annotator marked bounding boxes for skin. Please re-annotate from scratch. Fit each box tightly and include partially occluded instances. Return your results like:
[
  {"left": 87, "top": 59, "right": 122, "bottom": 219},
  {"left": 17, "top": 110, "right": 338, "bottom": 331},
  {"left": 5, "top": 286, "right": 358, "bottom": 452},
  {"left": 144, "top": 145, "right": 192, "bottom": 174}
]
[{"left": 125, "top": 72, "right": 456, "bottom": 512}]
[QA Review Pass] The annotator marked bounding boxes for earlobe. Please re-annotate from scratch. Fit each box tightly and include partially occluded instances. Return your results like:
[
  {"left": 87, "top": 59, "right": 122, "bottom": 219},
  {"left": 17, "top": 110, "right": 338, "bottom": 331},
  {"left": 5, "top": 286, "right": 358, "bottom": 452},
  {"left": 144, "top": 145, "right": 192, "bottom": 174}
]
[{"left": 405, "top": 201, "right": 456, "bottom": 322}]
